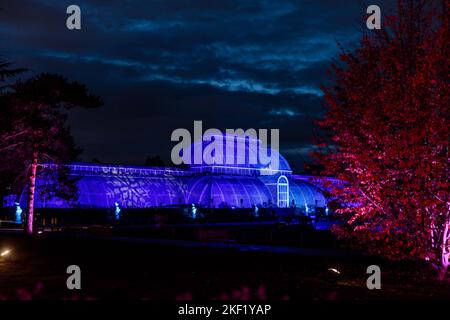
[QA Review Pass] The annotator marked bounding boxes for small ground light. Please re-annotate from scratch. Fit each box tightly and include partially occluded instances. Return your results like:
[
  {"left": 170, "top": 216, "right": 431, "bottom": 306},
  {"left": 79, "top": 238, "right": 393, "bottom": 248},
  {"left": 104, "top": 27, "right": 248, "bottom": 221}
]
[
  {"left": 1, "top": 249, "right": 11, "bottom": 257},
  {"left": 328, "top": 268, "right": 341, "bottom": 275},
  {"left": 327, "top": 267, "right": 341, "bottom": 285}
]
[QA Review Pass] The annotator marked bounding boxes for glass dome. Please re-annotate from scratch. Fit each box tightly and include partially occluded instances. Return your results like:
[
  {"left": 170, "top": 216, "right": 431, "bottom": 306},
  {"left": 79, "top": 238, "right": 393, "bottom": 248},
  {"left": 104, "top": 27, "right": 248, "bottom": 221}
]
[
  {"left": 184, "top": 133, "right": 292, "bottom": 174},
  {"left": 186, "top": 175, "right": 273, "bottom": 208},
  {"left": 258, "top": 175, "right": 328, "bottom": 209},
  {"left": 289, "top": 179, "right": 327, "bottom": 208}
]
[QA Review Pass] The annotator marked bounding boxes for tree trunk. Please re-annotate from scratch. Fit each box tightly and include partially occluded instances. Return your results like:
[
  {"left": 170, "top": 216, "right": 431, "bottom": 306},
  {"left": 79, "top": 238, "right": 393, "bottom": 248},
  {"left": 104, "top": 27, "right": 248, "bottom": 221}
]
[
  {"left": 439, "top": 220, "right": 450, "bottom": 280},
  {"left": 26, "top": 149, "right": 38, "bottom": 234}
]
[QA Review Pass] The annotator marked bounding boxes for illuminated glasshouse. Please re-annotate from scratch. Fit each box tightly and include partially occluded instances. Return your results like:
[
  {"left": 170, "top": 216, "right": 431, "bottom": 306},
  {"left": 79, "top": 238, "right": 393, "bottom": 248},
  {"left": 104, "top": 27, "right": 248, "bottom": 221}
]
[{"left": 9, "top": 135, "right": 328, "bottom": 214}]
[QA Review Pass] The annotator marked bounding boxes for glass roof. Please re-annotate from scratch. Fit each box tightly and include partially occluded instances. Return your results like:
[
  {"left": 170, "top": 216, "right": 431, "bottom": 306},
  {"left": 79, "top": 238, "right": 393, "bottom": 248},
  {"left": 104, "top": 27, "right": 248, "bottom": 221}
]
[
  {"left": 26, "top": 171, "right": 328, "bottom": 209},
  {"left": 289, "top": 179, "right": 327, "bottom": 208},
  {"left": 186, "top": 175, "right": 273, "bottom": 208},
  {"left": 31, "top": 174, "right": 186, "bottom": 208},
  {"left": 185, "top": 133, "right": 292, "bottom": 174}
]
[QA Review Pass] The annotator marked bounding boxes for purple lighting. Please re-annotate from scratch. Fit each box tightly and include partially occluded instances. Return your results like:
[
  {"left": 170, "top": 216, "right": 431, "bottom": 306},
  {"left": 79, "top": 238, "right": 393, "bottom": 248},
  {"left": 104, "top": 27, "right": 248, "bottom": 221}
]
[{"left": 11, "top": 138, "right": 329, "bottom": 214}]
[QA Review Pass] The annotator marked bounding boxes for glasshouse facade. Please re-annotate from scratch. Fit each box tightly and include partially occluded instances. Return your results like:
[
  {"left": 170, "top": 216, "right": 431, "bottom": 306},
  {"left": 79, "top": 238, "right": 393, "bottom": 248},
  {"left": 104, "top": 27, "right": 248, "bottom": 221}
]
[{"left": 10, "top": 135, "right": 329, "bottom": 213}]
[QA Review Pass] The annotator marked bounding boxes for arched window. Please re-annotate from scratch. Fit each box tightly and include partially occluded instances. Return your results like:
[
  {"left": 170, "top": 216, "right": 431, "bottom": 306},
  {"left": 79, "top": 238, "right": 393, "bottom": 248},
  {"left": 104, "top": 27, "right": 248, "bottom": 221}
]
[{"left": 277, "top": 175, "right": 289, "bottom": 208}]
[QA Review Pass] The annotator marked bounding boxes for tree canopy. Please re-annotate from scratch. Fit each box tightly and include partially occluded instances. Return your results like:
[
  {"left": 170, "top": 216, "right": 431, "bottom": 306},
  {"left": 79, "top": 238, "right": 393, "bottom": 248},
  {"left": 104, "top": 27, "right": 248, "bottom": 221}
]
[
  {"left": 0, "top": 73, "right": 103, "bottom": 233},
  {"left": 315, "top": 0, "right": 449, "bottom": 276}
]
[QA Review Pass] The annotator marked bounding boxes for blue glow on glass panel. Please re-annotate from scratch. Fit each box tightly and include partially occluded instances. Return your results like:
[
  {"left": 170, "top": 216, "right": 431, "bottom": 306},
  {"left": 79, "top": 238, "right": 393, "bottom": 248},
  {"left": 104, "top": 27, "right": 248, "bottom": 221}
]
[
  {"left": 188, "top": 133, "right": 292, "bottom": 174},
  {"left": 33, "top": 173, "right": 188, "bottom": 209},
  {"left": 23, "top": 150, "right": 331, "bottom": 210},
  {"left": 277, "top": 175, "right": 289, "bottom": 208},
  {"left": 186, "top": 175, "right": 273, "bottom": 208},
  {"left": 288, "top": 179, "right": 327, "bottom": 209}
]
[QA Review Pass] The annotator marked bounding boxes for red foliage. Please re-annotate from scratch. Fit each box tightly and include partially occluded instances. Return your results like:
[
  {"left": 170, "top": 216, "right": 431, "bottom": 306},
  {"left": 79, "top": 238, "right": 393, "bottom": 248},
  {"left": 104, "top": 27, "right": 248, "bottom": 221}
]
[{"left": 314, "top": 0, "right": 449, "bottom": 272}]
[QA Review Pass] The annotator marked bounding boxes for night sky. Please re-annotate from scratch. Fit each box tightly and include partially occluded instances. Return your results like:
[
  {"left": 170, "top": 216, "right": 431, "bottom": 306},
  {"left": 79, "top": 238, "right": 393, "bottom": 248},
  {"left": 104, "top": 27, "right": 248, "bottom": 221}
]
[{"left": 0, "top": 0, "right": 393, "bottom": 172}]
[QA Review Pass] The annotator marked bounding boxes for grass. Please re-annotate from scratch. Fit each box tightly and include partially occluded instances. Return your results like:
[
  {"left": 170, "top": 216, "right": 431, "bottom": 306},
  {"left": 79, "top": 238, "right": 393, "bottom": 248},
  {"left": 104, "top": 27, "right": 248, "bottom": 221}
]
[{"left": 0, "top": 232, "right": 449, "bottom": 300}]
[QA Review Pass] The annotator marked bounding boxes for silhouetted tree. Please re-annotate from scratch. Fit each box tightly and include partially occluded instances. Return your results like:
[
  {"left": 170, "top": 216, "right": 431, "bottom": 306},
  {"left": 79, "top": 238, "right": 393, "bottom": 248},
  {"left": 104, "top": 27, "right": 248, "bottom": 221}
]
[
  {"left": 1, "top": 73, "right": 102, "bottom": 233},
  {"left": 0, "top": 59, "right": 25, "bottom": 206},
  {"left": 0, "top": 59, "right": 25, "bottom": 86},
  {"left": 144, "top": 155, "right": 165, "bottom": 167}
]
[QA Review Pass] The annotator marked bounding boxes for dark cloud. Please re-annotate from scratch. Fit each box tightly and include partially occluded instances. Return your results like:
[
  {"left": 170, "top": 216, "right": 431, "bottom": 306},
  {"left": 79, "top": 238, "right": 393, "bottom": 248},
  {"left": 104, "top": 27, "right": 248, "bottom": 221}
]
[{"left": 0, "top": 0, "right": 393, "bottom": 172}]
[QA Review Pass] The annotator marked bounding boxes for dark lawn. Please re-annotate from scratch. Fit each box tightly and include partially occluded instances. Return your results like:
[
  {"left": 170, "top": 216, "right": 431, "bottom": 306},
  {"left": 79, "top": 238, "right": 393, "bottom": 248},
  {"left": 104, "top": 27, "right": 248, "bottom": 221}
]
[{"left": 0, "top": 232, "right": 449, "bottom": 300}]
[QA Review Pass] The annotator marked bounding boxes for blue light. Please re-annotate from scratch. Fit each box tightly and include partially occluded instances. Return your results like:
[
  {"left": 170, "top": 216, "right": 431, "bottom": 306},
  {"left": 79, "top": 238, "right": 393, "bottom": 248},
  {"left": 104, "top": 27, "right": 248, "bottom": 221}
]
[
  {"left": 19, "top": 141, "right": 330, "bottom": 210},
  {"left": 114, "top": 202, "right": 121, "bottom": 220},
  {"left": 191, "top": 203, "right": 197, "bottom": 219},
  {"left": 15, "top": 202, "right": 22, "bottom": 224}
]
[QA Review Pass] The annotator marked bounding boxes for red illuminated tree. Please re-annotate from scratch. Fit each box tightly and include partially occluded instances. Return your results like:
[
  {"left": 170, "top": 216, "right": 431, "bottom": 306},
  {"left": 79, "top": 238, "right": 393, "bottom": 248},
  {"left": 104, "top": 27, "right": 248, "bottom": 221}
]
[
  {"left": 1, "top": 74, "right": 102, "bottom": 234},
  {"left": 315, "top": 0, "right": 449, "bottom": 277}
]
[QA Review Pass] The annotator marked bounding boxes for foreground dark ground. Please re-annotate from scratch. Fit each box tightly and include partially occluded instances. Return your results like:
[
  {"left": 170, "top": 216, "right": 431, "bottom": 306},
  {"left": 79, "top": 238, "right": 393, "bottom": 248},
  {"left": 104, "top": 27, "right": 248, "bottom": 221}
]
[{"left": 0, "top": 231, "right": 449, "bottom": 300}]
